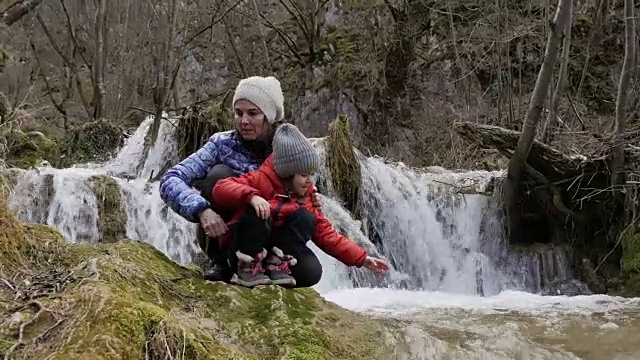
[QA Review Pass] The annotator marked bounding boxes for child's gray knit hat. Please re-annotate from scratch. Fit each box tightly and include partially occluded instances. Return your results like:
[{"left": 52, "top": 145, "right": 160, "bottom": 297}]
[{"left": 272, "top": 124, "right": 320, "bottom": 178}]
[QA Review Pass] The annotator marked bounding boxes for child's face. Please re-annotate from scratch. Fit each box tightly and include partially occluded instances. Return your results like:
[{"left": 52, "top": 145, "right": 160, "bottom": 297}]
[{"left": 291, "top": 173, "right": 314, "bottom": 196}]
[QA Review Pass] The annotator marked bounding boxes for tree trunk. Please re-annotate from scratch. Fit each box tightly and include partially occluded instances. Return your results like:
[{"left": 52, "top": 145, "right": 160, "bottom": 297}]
[
  {"left": 502, "top": 0, "right": 572, "bottom": 241},
  {"left": 541, "top": 0, "right": 572, "bottom": 143},
  {"left": 1, "top": 0, "right": 43, "bottom": 27},
  {"left": 150, "top": 0, "right": 178, "bottom": 144},
  {"left": 92, "top": 0, "right": 107, "bottom": 120},
  {"left": 610, "top": 0, "right": 636, "bottom": 186}
]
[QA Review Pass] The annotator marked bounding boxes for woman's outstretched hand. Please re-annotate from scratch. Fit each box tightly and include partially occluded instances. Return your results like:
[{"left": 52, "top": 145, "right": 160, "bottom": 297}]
[{"left": 363, "top": 256, "right": 390, "bottom": 275}]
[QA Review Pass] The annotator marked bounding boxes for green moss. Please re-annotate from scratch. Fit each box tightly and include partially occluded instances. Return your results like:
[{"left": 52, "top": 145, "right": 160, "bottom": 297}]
[
  {"left": 326, "top": 115, "right": 363, "bottom": 219},
  {"left": 621, "top": 231, "right": 640, "bottom": 272},
  {"left": 0, "top": 201, "right": 396, "bottom": 359},
  {"left": 58, "top": 119, "right": 125, "bottom": 168},
  {"left": 177, "top": 102, "right": 234, "bottom": 161},
  {"left": 89, "top": 175, "right": 127, "bottom": 243},
  {"left": 321, "top": 29, "right": 360, "bottom": 88},
  {"left": 3, "top": 130, "right": 58, "bottom": 169},
  {"left": 620, "top": 229, "right": 640, "bottom": 295}
]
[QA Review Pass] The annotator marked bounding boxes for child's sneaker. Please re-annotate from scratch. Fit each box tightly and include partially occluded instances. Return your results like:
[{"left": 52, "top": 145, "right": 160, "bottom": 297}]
[
  {"left": 266, "top": 247, "right": 297, "bottom": 287},
  {"left": 230, "top": 249, "right": 272, "bottom": 287}
]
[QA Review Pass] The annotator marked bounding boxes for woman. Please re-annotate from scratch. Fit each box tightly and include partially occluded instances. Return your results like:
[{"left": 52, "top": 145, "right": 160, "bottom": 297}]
[{"left": 159, "top": 75, "right": 320, "bottom": 282}]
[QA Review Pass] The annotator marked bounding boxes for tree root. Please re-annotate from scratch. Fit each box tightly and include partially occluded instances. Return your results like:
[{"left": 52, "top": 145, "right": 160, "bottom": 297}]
[
  {"left": 0, "top": 260, "right": 98, "bottom": 359},
  {"left": 3, "top": 300, "right": 64, "bottom": 360}
]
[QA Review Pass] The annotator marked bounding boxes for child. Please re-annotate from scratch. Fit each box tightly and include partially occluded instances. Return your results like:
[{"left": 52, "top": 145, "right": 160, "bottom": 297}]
[{"left": 212, "top": 124, "right": 390, "bottom": 287}]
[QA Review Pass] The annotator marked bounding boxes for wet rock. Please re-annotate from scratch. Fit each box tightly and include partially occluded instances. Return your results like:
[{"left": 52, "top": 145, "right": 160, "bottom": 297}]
[
  {"left": 542, "top": 278, "right": 593, "bottom": 296},
  {"left": 578, "top": 258, "right": 607, "bottom": 294},
  {"left": 88, "top": 175, "right": 127, "bottom": 243}
]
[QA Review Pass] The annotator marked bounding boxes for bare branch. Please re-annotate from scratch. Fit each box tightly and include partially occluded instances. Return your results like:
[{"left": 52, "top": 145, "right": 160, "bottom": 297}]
[
  {"left": 222, "top": 17, "right": 248, "bottom": 78},
  {"left": 59, "top": 0, "right": 92, "bottom": 75},
  {"left": 35, "top": 13, "right": 92, "bottom": 118},
  {"left": 183, "top": 0, "right": 244, "bottom": 47},
  {"left": 29, "top": 41, "right": 67, "bottom": 118}
]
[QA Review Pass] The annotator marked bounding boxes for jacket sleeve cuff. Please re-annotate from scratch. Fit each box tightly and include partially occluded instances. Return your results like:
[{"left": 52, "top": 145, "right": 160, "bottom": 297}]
[
  {"left": 190, "top": 201, "right": 211, "bottom": 223},
  {"left": 353, "top": 251, "right": 368, "bottom": 268},
  {"left": 240, "top": 188, "right": 260, "bottom": 204}
]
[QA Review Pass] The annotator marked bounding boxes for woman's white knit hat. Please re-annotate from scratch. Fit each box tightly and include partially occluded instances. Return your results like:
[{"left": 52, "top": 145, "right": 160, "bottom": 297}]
[{"left": 232, "top": 76, "right": 285, "bottom": 124}]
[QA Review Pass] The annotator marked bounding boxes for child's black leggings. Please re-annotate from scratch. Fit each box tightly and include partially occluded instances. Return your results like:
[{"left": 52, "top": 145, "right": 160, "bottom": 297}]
[{"left": 228, "top": 206, "right": 323, "bottom": 288}]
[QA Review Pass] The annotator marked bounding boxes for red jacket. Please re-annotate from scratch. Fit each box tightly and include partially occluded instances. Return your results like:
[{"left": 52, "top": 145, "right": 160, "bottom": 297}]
[{"left": 212, "top": 155, "right": 367, "bottom": 267}]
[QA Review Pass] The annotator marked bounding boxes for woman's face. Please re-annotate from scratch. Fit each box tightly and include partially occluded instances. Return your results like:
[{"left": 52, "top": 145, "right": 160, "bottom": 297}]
[{"left": 234, "top": 100, "right": 269, "bottom": 141}]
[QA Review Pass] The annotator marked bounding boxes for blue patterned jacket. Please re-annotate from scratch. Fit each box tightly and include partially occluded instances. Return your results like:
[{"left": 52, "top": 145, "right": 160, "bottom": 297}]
[{"left": 159, "top": 130, "right": 261, "bottom": 223}]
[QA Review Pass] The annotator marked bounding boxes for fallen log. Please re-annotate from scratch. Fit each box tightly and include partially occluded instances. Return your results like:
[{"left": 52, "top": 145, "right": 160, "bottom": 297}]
[
  {"left": 1, "top": 0, "right": 43, "bottom": 27},
  {"left": 454, "top": 122, "right": 606, "bottom": 181}
]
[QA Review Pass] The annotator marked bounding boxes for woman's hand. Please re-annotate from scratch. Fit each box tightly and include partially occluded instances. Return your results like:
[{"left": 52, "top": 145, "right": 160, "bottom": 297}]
[
  {"left": 363, "top": 256, "right": 390, "bottom": 275},
  {"left": 199, "top": 208, "right": 228, "bottom": 238},
  {"left": 250, "top": 195, "right": 271, "bottom": 219}
]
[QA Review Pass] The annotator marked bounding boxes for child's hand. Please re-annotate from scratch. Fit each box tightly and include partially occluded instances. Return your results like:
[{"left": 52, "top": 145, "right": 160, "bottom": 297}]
[
  {"left": 363, "top": 256, "right": 390, "bottom": 275},
  {"left": 310, "top": 187, "right": 322, "bottom": 208},
  {"left": 250, "top": 195, "right": 271, "bottom": 219}
]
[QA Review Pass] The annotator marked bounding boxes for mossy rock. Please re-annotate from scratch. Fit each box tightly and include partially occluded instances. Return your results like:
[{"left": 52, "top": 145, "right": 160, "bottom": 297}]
[
  {"left": 58, "top": 119, "right": 125, "bottom": 168},
  {"left": 89, "top": 175, "right": 127, "bottom": 243},
  {"left": 3, "top": 130, "right": 58, "bottom": 169},
  {"left": 0, "top": 201, "right": 398, "bottom": 359},
  {"left": 0, "top": 167, "right": 24, "bottom": 195},
  {"left": 177, "top": 102, "right": 234, "bottom": 160},
  {"left": 326, "top": 115, "right": 362, "bottom": 219},
  {"left": 620, "top": 229, "right": 640, "bottom": 295}
]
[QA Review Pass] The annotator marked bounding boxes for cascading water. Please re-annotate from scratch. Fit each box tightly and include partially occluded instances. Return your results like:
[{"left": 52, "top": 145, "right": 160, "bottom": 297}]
[
  {"left": 6, "top": 115, "right": 640, "bottom": 359},
  {"left": 355, "top": 156, "right": 576, "bottom": 296},
  {"left": 8, "top": 116, "right": 198, "bottom": 265}
]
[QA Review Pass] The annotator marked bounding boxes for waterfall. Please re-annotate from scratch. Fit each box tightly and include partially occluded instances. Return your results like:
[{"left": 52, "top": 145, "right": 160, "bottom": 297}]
[
  {"left": 355, "top": 156, "right": 574, "bottom": 296},
  {"left": 7, "top": 114, "right": 573, "bottom": 296},
  {"left": 8, "top": 115, "right": 198, "bottom": 265},
  {"left": 8, "top": 114, "right": 640, "bottom": 359}
]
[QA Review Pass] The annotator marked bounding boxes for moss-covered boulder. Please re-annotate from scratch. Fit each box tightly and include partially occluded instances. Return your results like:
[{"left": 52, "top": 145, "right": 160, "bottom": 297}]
[
  {"left": 58, "top": 119, "right": 125, "bottom": 168},
  {"left": 177, "top": 103, "right": 234, "bottom": 160},
  {"left": 3, "top": 129, "right": 58, "bottom": 169},
  {"left": 0, "top": 197, "right": 397, "bottom": 359},
  {"left": 0, "top": 167, "right": 24, "bottom": 192},
  {"left": 89, "top": 175, "right": 127, "bottom": 243},
  {"left": 326, "top": 115, "right": 362, "bottom": 219},
  {"left": 620, "top": 227, "right": 640, "bottom": 296}
]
